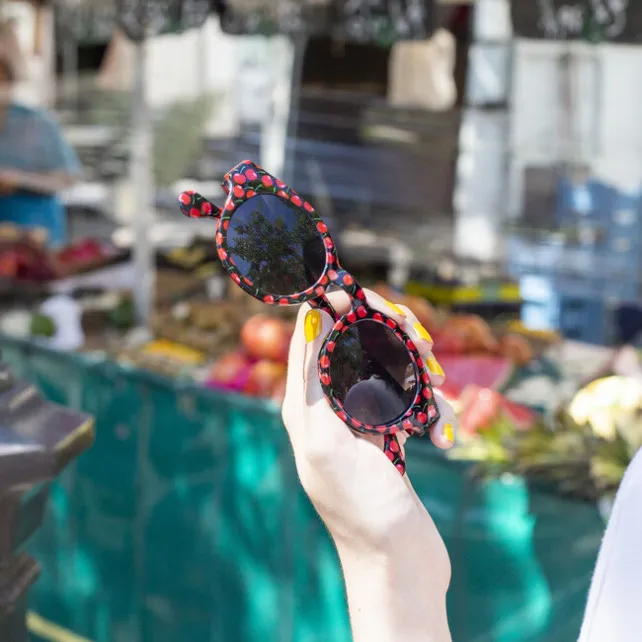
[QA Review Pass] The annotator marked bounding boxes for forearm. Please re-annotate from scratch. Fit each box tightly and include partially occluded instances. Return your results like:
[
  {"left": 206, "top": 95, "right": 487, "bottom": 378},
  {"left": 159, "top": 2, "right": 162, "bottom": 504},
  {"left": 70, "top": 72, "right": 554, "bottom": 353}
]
[
  {"left": 16, "top": 171, "right": 77, "bottom": 195},
  {"left": 336, "top": 541, "right": 452, "bottom": 642}
]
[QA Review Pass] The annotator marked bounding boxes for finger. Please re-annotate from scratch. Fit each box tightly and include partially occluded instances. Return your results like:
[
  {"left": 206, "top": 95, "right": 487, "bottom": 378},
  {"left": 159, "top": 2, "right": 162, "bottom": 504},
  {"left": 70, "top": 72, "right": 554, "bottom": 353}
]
[
  {"left": 396, "top": 304, "right": 434, "bottom": 353},
  {"left": 282, "top": 303, "right": 316, "bottom": 444},
  {"left": 324, "top": 289, "right": 445, "bottom": 386},
  {"left": 395, "top": 303, "right": 446, "bottom": 387},
  {"left": 430, "top": 390, "right": 457, "bottom": 450},
  {"left": 302, "top": 308, "right": 335, "bottom": 407},
  {"left": 424, "top": 352, "right": 446, "bottom": 388},
  {"left": 283, "top": 304, "right": 309, "bottom": 409},
  {"left": 323, "top": 287, "right": 409, "bottom": 327},
  {"left": 360, "top": 433, "right": 385, "bottom": 450},
  {"left": 301, "top": 308, "right": 357, "bottom": 460}
]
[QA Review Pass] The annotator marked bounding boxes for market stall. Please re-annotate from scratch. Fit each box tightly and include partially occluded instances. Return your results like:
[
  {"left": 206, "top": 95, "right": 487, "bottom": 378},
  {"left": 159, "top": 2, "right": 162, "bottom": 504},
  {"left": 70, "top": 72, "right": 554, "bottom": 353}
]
[
  {"left": 1, "top": 2, "right": 634, "bottom": 639},
  {"left": 2, "top": 331, "right": 606, "bottom": 642},
  {"left": 1, "top": 223, "right": 623, "bottom": 641}
]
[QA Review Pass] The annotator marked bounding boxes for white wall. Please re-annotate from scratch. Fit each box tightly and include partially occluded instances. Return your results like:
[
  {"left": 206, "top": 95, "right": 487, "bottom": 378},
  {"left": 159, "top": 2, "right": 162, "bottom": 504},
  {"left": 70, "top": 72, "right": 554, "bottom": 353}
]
[
  {"left": 456, "top": 25, "right": 642, "bottom": 260},
  {"left": 454, "top": 0, "right": 512, "bottom": 261},
  {"left": 454, "top": 110, "right": 508, "bottom": 259},
  {"left": 99, "top": 17, "right": 292, "bottom": 139},
  {"left": 2, "top": 1, "right": 55, "bottom": 108},
  {"left": 509, "top": 40, "right": 642, "bottom": 213}
]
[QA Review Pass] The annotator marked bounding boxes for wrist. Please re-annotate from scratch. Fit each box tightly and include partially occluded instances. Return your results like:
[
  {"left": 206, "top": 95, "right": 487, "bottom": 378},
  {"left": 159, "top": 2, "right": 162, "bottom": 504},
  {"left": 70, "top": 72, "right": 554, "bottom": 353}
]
[
  {"left": 333, "top": 499, "right": 450, "bottom": 584},
  {"left": 335, "top": 519, "right": 452, "bottom": 642}
]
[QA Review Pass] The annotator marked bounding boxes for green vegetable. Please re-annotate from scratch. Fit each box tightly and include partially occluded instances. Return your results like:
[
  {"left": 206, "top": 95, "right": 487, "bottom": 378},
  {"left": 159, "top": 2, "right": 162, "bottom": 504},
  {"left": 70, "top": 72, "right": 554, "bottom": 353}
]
[
  {"left": 30, "top": 313, "right": 56, "bottom": 338},
  {"left": 109, "top": 298, "right": 136, "bottom": 330}
]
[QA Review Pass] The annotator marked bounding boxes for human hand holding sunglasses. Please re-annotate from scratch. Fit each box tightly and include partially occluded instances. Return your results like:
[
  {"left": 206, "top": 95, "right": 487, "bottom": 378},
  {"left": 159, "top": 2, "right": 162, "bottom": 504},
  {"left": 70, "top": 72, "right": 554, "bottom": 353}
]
[{"left": 178, "top": 160, "right": 455, "bottom": 475}]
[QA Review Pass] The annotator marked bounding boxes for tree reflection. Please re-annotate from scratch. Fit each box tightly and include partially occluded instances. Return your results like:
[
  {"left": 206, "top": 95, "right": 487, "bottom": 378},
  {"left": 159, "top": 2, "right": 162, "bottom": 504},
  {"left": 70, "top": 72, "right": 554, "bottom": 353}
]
[{"left": 227, "top": 198, "right": 324, "bottom": 295}]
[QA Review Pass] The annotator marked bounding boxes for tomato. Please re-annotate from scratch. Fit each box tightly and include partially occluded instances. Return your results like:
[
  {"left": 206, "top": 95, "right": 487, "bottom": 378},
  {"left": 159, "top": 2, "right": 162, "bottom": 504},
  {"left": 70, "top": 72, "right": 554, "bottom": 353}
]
[
  {"left": 244, "top": 360, "right": 287, "bottom": 398},
  {"left": 241, "top": 314, "right": 291, "bottom": 362}
]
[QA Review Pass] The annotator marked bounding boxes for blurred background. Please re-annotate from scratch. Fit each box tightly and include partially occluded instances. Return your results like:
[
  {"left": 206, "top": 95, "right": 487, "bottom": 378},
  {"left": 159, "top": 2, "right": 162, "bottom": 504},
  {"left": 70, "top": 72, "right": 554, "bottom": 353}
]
[{"left": 1, "top": 0, "right": 642, "bottom": 640}]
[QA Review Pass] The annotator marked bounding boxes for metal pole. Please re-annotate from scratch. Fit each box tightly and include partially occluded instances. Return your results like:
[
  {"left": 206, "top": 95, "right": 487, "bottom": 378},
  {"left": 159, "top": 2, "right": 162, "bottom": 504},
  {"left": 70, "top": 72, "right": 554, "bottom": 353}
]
[
  {"left": 283, "top": 34, "right": 306, "bottom": 186},
  {"left": 260, "top": 36, "right": 295, "bottom": 178},
  {"left": 198, "top": 18, "right": 209, "bottom": 96},
  {"left": 130, "top": 37, "right": 155, "bottom": 327},
  {"left": 260, "top": 34, "right": 306, "bottom": 182},
  {"left": 62, "top": 21, "right": 79, "bottom": 112}
]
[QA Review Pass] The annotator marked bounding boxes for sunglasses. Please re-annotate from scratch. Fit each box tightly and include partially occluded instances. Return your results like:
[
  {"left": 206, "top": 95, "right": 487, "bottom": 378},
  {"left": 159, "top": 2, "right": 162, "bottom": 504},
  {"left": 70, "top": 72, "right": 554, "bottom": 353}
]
[{"left": 178, "top": 160, "right": 440, "bottom": 475}]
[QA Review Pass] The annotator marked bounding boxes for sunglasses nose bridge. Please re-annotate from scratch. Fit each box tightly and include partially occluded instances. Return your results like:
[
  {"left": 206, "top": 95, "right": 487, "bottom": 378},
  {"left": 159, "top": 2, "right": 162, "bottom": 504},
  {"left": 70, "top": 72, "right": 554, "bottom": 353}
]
[
  {"left": 328, "top": 268, "right": 367, "bottom": 311},
  {"left": 309, "top": 293, "right": 339, "bottom": 321}
]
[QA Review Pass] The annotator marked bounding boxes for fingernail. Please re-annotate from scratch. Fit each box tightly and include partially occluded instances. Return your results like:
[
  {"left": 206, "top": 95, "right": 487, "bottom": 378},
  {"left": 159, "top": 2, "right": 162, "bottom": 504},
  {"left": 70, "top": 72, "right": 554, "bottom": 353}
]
[
  {"left": 427, "top": 355, "right": 445, "bottom": 379},
  {"left": 304, "top": 310, "right": 322, "bottom": 343},
  {"left": 384, "top": 300, "right": 406, "bottom": 316},
  {"left": 443, "top": 423, "right": 454, "bottom": 444},
  {"left": 413, "top": 322, "right": 433, "bottom": 343}
]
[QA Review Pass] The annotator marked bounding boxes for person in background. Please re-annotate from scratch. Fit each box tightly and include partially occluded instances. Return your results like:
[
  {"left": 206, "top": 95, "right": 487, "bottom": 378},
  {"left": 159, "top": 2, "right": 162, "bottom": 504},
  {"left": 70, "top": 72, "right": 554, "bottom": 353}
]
[{"left": 0, "top": 20, "right": 81, "bottom": 247}]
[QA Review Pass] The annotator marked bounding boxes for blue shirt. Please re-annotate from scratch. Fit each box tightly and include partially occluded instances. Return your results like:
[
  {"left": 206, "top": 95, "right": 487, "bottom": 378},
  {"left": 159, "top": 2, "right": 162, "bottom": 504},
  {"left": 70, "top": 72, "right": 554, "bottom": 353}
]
[{"left": 0, "top": 103, "right": 81, "bottom": 247}]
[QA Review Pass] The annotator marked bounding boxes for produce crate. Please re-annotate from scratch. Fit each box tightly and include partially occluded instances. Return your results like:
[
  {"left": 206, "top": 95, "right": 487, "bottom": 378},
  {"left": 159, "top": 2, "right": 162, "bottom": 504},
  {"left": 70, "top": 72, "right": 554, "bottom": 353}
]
[{"left": 0, "top": 337, "right": 603, "bottom": 642}]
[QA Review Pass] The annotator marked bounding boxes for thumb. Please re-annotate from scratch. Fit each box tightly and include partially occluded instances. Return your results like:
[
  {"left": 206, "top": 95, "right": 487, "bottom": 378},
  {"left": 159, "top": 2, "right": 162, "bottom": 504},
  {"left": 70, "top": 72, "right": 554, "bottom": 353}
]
[{"left": 302, "top": 308, "right": 335, "bottom": 408}]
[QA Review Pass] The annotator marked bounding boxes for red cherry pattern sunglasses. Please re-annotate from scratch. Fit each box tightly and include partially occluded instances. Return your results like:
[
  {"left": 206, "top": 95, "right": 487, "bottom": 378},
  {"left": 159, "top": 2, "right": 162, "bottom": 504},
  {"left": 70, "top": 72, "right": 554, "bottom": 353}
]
[{"left": 178, "top": 160, "right": 440, "bottom": 475}]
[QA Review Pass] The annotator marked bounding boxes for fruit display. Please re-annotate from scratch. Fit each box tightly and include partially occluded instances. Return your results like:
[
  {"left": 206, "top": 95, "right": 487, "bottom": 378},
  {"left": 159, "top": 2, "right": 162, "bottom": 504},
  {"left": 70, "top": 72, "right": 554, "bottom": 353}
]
[
  {"left": 458, "top": 385, "right": 536, "bottom": 436},
  {"left": 240, "top": 314, "right": 293, "bottom": 363},
  {"left": 0, "top": 235, "right": 58, "bottom": 281},
  {"left": 372, "top": 283, "right": 556, "bottom": 365},
  {"left": 30, "top": 313, "right": 56, "bottom": 338},
  {"left": 450, "top": 370, "right": 642, "bottom": 505},
  {"left": 0, "top": 228, "right": 557, "bottom": 410},
  {"left": 0, "top": 225, "right": 126, "bottom": 282},
  {"left": 206, "top": 313, "right": 295, "bottom": 402},
  {"left": 116, "top": 339, "right": 209, "bottom": 379},
  {"left": 54, "top": 238, "right": 125, "bottom": 276}
]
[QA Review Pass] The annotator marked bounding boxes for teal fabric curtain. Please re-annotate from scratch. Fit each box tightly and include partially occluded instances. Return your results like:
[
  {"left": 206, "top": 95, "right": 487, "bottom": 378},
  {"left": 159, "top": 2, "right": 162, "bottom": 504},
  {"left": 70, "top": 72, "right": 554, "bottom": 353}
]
[{"left": 0, "top": 337, "right": 603, "bottom": 642}]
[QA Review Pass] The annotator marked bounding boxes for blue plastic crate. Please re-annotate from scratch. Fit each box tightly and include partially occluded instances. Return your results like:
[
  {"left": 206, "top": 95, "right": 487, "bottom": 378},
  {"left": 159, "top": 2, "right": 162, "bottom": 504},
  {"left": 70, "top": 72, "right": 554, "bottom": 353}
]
[{"left": 558, "top": 296, "right": 608, "bottom": 345}]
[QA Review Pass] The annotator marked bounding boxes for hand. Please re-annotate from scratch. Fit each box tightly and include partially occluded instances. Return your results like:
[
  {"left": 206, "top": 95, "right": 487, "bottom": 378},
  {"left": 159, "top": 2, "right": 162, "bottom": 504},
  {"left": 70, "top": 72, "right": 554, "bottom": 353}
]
[
  {"left": 282, "top": 288, "right": 455, "bottom": 641},
  {"left": 0, "top": 169, "right": 21, "bottom": 195}
]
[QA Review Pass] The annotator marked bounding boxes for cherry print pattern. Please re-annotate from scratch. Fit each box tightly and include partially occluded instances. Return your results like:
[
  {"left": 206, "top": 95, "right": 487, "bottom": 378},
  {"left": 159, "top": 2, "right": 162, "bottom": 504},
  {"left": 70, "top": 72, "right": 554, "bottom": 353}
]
[
  {"left": 383, "top": 430, "right": 406, "bottom": 475},
  {"left": 178, "top": 160, "right": 440, "bottom": 476}
]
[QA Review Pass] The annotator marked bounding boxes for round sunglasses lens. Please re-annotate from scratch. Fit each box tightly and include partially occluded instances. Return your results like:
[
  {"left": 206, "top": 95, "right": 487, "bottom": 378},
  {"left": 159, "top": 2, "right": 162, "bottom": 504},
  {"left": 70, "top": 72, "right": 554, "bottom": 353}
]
[
  {"left": 329, "top": 319, "right": 417, "bottom": 426},
  {"left": 226, "top": 194, "right": 327, "bottom": 296}
]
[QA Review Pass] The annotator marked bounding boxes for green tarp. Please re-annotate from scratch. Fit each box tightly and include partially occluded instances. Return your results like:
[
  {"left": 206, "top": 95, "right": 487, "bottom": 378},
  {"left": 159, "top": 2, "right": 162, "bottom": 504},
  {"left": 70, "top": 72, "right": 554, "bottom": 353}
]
[{"left": 0, "top": 337, "right": 603, "bottom": 642}]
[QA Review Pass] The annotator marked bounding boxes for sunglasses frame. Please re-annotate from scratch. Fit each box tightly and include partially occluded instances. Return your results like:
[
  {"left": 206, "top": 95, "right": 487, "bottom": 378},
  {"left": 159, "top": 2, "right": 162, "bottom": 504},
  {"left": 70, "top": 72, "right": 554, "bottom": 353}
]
[{"left": 179, "top": 160, "right": 440, "bottom": 474}]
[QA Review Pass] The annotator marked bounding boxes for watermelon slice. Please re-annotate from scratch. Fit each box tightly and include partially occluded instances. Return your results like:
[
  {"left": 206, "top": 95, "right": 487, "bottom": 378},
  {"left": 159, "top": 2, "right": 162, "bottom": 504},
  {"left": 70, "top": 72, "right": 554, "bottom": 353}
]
[
  {"left": 459, "top": 385, "right": 536, "bottom": 435},
  {"left": 436, "top": 355, "right": 514, "bottom": 392}
]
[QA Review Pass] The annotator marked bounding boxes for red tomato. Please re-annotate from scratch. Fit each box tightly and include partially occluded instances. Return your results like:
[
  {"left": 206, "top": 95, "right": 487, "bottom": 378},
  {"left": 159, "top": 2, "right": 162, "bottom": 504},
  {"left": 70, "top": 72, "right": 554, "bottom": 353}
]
[
  {"left": 244, "top": 360, "right": 287, "bottom": 398},
  {"left": 241, "top": 315, "right": 291, "bottom": 362}
]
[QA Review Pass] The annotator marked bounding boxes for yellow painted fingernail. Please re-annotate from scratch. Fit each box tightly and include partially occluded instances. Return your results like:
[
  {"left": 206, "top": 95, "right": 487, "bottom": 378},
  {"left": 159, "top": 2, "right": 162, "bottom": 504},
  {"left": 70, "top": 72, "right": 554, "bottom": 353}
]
[
  {"left": 443, "top": 423, "right": 454, "bottom": 444},
  {"left": 384, "top": 300, "right": 406, "bottom": 316},
  {"left": 304, "top": 310, "right": 322, "bottom": 343},
  {"left": 427, "top": 355, "right": 445, "bottom": 379},
  {"left": 413, "top": 322, "right": 433, "bottom": 343}
]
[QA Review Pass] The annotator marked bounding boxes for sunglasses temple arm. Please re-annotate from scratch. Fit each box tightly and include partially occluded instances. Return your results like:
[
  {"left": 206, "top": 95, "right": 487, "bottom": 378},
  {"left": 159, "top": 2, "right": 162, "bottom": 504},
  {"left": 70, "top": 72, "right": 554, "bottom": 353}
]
[{"left": 384, "top": 435, "right": 406, "bottom": 475}]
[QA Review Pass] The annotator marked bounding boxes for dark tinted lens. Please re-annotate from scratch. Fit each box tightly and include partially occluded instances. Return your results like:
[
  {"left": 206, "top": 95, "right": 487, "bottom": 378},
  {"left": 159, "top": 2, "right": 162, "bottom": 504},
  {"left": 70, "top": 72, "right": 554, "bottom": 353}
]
[
  {"left": 226, "top": 194, "right": 327, "bottom": 296},
  {"left": 329, "top": 320, "right": 416, "bottom": 426}
]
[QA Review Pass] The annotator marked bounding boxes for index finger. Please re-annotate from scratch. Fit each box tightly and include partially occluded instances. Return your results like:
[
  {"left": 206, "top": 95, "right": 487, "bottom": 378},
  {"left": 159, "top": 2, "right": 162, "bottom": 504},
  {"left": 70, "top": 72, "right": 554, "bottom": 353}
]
[{"left": 324, "top": 287, "right": 409, "bottom": 326}]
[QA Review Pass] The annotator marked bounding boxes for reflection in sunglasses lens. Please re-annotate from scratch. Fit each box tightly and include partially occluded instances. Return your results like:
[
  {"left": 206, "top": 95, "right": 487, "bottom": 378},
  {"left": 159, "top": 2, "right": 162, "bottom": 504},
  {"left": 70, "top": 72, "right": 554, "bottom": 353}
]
[
  {"left": 329, "top": 320, "right": 417, "bottom": 426},
  {"left": 227, "top": 194, "right": 326, "bottom": 296}
]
